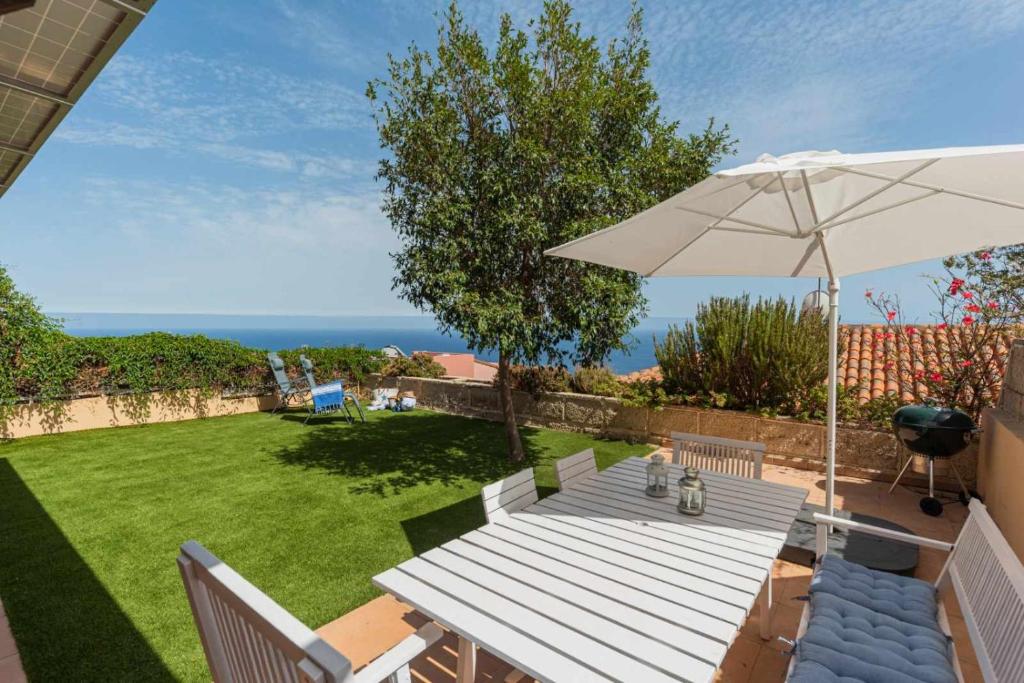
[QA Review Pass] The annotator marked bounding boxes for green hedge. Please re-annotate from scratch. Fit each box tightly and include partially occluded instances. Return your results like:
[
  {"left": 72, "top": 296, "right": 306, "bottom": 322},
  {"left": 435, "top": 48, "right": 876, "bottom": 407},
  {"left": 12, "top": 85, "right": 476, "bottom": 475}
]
[{"left": 8, "top": 330, "right": 387, "bottom": 403}]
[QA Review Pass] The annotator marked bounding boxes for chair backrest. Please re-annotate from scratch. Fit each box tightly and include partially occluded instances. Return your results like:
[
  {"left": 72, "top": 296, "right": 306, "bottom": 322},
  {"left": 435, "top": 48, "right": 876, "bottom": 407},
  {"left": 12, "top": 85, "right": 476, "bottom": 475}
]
[
  {"left": 481, "top": 468, "right": 537, "bottom": 522},
  {"left": 178, "top": 540, "right": 354, "bottom": 683},
  {"left": 939, "top": 498, "right": 1024, "bottom": 682},
  {"left": 555, "top": 449, "right": 597, "bottom": 491},
  {"left": 267, "top": 353, "right": 295, "bottom": 393},
  {"left": 671, "top": 431, "right": 765, "bottom": 479},
  {"left": 298, "top": 355, "right": 318, "bottom": 390}
]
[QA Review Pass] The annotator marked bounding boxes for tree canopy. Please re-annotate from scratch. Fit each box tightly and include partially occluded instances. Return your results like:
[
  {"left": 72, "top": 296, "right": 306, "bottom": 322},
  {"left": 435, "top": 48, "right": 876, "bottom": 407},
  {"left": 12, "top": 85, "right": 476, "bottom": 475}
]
[{"left": 368, "top": 1, "right": 735, "bottom": 459}]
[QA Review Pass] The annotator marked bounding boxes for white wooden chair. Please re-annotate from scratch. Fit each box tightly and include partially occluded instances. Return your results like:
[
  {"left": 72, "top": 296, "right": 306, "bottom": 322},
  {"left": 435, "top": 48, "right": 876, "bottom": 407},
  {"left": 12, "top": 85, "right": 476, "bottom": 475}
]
[
  {"left": 554, "top": 449, "right": 597, "bottom": 491},
  {"left": 481, "top": 468, "right": 537, "bottom": 522},
  {"left": 800, "top": 499, "right": 1024, "bottom": 682},
  {"left": 671, "top": 431, "right": 765, "bottom": 479},
  {"left": 178, "top": 541, "right": 443, "bottom": 683}
]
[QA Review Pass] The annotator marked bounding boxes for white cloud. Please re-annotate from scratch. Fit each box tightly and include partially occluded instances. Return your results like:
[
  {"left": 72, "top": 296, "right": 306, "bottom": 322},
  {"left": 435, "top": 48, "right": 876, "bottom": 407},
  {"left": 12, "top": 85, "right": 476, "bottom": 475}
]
[
  {"left": 55, "top": 51, "right": 372, "bottom": 179},
  {"left": 55, "top": 177, "right": 409, "bottom": 315}
]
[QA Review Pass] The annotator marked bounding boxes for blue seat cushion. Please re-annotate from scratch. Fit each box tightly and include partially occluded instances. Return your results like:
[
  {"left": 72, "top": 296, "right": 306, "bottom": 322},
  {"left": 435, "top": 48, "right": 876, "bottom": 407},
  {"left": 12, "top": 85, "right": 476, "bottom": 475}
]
[
  {"left": 790, "top": 592, "right": 955, "bottom": 683},
  {"left": 810, "top": 555, "right": 940, "bottom": 630}
]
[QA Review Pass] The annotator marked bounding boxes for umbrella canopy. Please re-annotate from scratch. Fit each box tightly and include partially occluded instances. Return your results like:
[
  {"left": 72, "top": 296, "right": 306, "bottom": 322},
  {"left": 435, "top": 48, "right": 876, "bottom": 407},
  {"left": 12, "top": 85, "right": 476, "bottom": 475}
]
[
  {"left": 547, "top": 145, "right": 1024, "bottom": 279},
  {"left": 546, "top": 144, "right": 1024, "bottom": 519}
]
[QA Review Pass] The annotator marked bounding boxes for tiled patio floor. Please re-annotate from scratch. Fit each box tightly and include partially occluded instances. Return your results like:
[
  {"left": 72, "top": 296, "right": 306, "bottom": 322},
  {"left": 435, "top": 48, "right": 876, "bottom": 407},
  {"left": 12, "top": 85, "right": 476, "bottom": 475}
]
[{"left": 318, "top": 455, "right": 981, "bottom": 683}]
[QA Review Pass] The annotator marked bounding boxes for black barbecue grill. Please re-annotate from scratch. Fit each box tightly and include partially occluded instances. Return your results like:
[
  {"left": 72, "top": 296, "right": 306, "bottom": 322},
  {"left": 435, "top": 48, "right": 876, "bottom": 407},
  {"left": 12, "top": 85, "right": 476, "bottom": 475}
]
[{"left": 889, "top": 404, "right": 978, "bottom": 516}]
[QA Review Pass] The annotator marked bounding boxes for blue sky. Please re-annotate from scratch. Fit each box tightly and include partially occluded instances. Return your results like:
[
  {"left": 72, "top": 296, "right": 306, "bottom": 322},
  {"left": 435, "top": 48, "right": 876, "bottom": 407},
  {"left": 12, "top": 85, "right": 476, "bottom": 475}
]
[{"left": 1, "top": 0, "right": 1023, "bottom": 323}]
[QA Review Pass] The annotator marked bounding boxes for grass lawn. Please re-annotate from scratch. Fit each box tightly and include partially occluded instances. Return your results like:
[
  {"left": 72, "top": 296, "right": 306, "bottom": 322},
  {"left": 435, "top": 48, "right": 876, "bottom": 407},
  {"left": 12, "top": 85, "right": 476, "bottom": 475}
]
[{"left": 0, "top": 408, "right": 653, "bottom": 681}]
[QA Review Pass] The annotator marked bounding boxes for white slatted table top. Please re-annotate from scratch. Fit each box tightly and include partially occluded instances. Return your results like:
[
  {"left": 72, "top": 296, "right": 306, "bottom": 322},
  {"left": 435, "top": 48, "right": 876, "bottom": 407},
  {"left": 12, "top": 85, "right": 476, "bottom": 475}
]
[{"left": 373, "top": 456, "right": 808, "bottom": 683}]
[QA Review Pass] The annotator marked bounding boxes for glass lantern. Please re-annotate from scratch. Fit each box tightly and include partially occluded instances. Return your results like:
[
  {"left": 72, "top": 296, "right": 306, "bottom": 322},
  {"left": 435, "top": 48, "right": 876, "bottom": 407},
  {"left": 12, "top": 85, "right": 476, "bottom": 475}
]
[
  {"left": 645, "top": 454, "right": 670, "bottom": 497},
  {"left": 677, "top": 467, "right": 706, "bottom": 515}
]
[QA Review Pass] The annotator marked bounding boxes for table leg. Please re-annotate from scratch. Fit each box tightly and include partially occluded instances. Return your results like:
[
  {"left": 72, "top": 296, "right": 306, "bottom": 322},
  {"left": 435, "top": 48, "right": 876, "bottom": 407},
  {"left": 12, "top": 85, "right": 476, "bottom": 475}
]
[
  {"left": 457, "top": 636, "right": 477, "bottom": 682},
  {"left": 760, "top": 568, "right": 773, "bottom": 640}
]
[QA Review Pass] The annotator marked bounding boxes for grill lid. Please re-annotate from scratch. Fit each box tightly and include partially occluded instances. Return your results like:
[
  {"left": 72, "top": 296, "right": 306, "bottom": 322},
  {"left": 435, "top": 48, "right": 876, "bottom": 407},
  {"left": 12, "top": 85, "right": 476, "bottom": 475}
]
[{"left": 892, "top": 404, "right": 976, "bottom": 459}]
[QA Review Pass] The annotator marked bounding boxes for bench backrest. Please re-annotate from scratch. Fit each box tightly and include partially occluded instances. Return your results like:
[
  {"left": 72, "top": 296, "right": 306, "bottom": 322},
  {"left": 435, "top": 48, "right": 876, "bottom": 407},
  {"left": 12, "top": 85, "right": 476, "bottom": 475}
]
[
  {"left": 671, "top": 431, "right": 765, "bottom": 479},
  {"left": 941, "top": 498, "right": 1024, "bottom": 682},
  {"left": 481, "top": 468, "right": 537, "bottom": 522},
  {"left": 555, "top": 449, "right": 597, "bottom": 491},
  {"left": 178, "top": 541, "right": 354, "bottom": 683}
]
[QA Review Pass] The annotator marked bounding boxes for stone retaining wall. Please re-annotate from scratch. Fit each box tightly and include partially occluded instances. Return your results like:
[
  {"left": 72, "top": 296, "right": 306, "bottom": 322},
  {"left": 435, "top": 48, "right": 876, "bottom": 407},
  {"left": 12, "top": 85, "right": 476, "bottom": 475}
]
[
  {"left": 371, "top": 375, "right": 977, "bottom": 490},
  {"left": 1, "top": 389, "right": 277, "bottom": 439}
]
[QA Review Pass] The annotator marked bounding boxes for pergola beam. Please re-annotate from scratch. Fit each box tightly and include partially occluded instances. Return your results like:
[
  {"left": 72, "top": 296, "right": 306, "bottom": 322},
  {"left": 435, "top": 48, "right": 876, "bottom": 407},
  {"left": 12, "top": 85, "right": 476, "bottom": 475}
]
[
  {"left": 97, "top": 0, "right": 148, "bottom": 16},
  {"left": 0, "top": 73, "right": 72, "bottom": 107},
  {"left": 0, "top": 140, "right": 31, "bottom": 157}
]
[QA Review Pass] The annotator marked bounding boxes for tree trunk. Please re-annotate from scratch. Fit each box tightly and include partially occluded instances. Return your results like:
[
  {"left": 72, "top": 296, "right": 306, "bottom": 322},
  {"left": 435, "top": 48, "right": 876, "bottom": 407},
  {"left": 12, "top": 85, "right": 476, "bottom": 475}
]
[{"left": 497, "top": 349, "right": 525, "bottom": 463}]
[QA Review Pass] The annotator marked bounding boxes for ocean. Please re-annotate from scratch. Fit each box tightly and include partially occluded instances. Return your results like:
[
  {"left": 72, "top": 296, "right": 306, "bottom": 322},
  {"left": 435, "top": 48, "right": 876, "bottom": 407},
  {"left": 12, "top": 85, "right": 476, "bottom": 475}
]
[{"left": 55, "top": 313, "right": 685, "bottom": 375}]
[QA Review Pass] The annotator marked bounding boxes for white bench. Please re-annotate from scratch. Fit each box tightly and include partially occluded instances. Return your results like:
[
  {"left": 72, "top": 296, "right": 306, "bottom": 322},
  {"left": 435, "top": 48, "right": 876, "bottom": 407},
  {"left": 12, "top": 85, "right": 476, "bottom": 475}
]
[
  {"left": 789, "top": 499, "right": 1024, "bottom": 682},
  {"left": 671, "top": 431, "right": 765, "bottom": 479},
  {"left": 178, "top": 541, "right": 442, "bottom": 683}
]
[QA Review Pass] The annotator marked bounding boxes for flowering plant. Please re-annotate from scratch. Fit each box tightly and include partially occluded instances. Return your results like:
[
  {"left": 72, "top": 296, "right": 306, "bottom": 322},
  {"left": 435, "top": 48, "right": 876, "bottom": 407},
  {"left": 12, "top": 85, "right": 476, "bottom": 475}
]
[{"left": 865, "top": 258, "right": 1017, "bottom": 422}]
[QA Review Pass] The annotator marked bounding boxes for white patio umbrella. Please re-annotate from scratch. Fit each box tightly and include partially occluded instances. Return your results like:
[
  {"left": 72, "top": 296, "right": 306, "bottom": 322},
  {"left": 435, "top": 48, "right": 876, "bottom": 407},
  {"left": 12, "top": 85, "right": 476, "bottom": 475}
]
[{"left": 545, "top": 144, "right": 1024, "bottom": 518}]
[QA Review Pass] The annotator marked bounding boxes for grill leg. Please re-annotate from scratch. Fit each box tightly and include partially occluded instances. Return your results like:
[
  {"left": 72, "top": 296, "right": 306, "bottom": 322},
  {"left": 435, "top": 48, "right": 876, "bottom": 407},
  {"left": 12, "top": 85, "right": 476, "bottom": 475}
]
[
  {"left": 928, "top": 458, "right": 935, "bottom": 498},
  {"left": 888, "top": 455, "right": 915, "bottom": 494},
  {"left": 949, "top": 461, "right": 972, "bottom": 501}
]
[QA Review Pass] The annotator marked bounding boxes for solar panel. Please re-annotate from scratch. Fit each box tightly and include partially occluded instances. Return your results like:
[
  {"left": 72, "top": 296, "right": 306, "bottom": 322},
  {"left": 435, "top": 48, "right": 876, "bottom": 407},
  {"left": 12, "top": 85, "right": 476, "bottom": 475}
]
[{"left": 0, "top": 0, "right": 155, "bottom": 194}]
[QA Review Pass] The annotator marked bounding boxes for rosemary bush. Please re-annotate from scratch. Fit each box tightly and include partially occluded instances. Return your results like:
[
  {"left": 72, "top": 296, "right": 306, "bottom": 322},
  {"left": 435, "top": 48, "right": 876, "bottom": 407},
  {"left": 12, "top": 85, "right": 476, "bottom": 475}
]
[{"left": 656, "top": 295, "right": 833, "bottom": 413}]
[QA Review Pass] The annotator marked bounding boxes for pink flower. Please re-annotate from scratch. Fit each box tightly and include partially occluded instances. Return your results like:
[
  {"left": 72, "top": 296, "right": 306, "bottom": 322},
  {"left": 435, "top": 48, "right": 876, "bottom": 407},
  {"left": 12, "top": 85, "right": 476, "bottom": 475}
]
[
  {"left": 937, "top": 322, "right": 949, "bottom": 330},
  {"left": 914, "top": 370, "right": 924, "bottom": 380},
  {"left": 980, "top": 251, "right": 992, "bottom": 261},
  {"left": 883, "top": 361, "right": 894, "bottom": 371},
  {"left": 905, "top": 325, "right": 918, "bottom": 335},
  {"left": 885, "top": 332, "right": 895, "bottom": 340},
  {"left": 987, "top": 300, "right": 999, "bottom": 310},
  {"left": 864, "top": 289, "right": 874, "bottom": 298},
  {"left": 963, "top": 315, "right": 975, "bottom": 325},
  {"left": 966, "top": 303, "right": 981, "bottom": 313},
  {"left": 930, "top": 372, "right": 943, "bottom": 382},
  {"left": 961, "top": 360, "right": 973, "bottom": 368},
  {"left": 949, "top": 278, "right": 965, "bottom": 295},
  {"left": 886, "top": 310, "right": 896, "bottom": 321},
  {"left": 962, "top": 290, "right": 974, "bottom": 299}
]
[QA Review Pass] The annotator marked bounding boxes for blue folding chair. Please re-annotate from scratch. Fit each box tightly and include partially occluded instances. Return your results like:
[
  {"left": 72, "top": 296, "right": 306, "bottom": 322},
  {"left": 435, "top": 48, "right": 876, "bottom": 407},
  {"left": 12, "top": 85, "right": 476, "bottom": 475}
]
[{"left": 299, "top": 354, "right": 365, "bottom": 424}]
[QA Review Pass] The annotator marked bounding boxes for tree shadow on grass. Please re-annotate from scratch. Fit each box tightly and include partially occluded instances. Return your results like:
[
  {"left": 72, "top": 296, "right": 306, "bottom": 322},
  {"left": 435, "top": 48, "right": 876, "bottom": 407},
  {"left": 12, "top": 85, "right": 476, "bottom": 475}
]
[
  {"left": 271, "top": 411, "right": 548, "bottom": 496},
  {"left": 398, "top": 481, "right": 559, "bottom": 557},
  {"left": 0, "top": 459, "right": 174, "bottom": 681}
]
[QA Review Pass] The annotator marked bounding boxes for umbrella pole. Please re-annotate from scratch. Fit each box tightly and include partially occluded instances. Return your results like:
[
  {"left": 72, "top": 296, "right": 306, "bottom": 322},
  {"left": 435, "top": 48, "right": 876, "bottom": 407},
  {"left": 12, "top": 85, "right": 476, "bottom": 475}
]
[{"left": 826, "top": 277, "right": 840, "bottom": 523}]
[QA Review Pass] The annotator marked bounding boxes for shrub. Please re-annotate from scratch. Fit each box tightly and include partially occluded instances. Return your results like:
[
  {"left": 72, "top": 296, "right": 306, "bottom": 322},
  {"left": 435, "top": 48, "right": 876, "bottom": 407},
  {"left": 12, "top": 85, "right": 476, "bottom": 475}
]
[
  {"left": 504, "top": 365, "right": 571, "bottom": 396},
  {"left": 655, "top": 295, "right": 832, "bottom": 413},
  {"left": 571, "top": 366, "right": 622, "bottom": 397},
  {"left": 380, "top": 352, "right": 446, "bottom": 378}
]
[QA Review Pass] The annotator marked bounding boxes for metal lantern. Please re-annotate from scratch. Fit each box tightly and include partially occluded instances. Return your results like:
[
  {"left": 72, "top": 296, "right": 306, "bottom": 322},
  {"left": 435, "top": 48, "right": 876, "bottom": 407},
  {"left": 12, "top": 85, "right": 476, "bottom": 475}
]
[
  {"left": 645, "top": 454, "right": 670, "bottom": 497},
  {"left": 677, "top": 467, "right": 706, "bottom": 515}
]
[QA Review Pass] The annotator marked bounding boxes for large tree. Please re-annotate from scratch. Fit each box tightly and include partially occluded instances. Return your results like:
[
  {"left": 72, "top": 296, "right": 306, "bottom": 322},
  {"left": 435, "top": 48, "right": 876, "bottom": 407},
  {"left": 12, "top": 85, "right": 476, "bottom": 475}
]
[{"left": 368, "top": 1, "right": 734, "bottom": 461}]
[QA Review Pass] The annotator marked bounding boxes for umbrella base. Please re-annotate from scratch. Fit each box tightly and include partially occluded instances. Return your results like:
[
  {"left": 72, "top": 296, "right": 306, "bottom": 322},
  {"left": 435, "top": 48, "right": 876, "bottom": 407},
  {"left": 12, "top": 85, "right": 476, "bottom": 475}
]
[{"left": 780, "top": 503, "right": 919, "bottom": 576}]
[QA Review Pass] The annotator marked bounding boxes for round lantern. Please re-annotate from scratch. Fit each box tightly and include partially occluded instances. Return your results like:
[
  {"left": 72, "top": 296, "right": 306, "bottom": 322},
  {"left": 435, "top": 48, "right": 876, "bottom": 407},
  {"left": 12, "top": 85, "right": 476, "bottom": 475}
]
[
  {"left": 645, "top": 454, "right": 670, "bottom": 497},
  {"left": 677, "top": 467, "right": 706, "bottom": 515}
]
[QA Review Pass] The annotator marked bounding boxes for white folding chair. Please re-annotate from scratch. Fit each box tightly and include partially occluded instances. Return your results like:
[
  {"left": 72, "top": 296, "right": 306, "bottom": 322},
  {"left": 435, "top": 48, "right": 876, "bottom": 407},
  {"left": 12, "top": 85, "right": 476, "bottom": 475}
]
[
  {"left": 671, "top": 431, "right": 765, "bottom": 479},
  {"left": 178, "top": 541, "right": 442, "bottom": 683}
]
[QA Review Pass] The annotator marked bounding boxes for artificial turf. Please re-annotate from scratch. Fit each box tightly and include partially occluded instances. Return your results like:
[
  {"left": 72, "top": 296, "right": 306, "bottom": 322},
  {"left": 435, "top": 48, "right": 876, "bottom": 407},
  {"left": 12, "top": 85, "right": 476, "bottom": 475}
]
[{"left": 0, "top": 408, "right": 652, "bottom": 681}]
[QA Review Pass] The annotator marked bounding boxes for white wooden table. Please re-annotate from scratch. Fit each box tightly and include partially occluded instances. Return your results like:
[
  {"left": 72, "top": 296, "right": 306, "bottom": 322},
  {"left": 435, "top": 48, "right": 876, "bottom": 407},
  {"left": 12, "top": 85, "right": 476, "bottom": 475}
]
[{"left": 373, "top": 456, "right": 808, "bottom": 683}]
